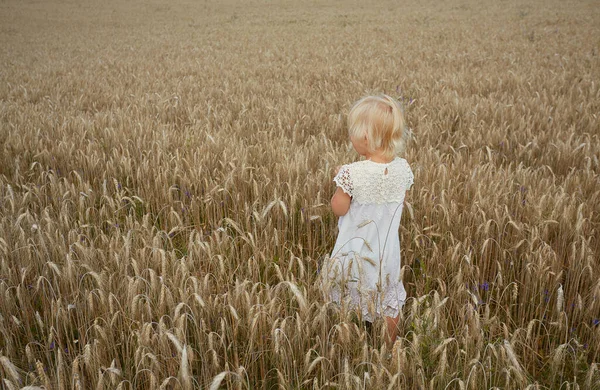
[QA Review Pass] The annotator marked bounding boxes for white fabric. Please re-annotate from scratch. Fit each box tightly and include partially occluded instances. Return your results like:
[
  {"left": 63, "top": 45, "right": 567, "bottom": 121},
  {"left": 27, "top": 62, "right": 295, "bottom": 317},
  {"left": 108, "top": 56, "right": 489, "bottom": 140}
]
[{"left": 324, "top": 157, "right": 413, "bottom": 322}]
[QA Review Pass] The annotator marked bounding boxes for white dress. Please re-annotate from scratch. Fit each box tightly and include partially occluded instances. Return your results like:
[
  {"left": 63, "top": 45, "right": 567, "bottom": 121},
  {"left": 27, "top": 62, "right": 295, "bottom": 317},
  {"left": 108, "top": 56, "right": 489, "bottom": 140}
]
[{"left": 324, "top": 157, "right": 413, "bottom": 322}]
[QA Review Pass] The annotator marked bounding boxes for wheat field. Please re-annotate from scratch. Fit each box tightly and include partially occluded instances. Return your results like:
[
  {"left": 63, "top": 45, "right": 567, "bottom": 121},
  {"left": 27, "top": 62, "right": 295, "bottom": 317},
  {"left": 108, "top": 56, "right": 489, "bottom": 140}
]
[{"left": 0, "top": 0, "right": 599, "bottom": 388}]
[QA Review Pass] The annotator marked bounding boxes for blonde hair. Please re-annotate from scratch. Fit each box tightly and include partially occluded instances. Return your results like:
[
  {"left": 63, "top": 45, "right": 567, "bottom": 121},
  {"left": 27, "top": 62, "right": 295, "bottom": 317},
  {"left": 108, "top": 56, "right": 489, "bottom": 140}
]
[{"left": 347, "top": 94, "right": 406, "bottom": 158}]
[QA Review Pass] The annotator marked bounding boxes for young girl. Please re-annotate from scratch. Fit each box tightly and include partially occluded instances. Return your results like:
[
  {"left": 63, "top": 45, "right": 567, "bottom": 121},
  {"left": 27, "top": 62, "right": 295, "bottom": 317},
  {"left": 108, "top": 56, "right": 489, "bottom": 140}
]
[{"left": 324, "top": 94, "right": 413, "bottom": 347}]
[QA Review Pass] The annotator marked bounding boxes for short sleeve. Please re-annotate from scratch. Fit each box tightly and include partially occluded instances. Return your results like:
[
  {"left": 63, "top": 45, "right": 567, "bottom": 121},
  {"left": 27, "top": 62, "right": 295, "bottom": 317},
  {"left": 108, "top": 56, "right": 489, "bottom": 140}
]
[{"left": 333, "top": 165, "right": 353, "bottom": 196}]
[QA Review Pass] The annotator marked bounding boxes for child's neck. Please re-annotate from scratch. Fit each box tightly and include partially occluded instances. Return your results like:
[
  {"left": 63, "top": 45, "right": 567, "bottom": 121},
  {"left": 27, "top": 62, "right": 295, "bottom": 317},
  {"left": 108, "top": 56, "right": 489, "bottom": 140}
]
[{"left": 365, "top": 150, "right": 393, "bottom": 164}]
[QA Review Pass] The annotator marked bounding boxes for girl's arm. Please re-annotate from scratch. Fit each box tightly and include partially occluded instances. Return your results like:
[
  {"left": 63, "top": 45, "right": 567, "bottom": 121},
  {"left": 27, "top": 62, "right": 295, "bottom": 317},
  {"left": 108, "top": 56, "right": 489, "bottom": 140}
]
[{"left": 331, "top": 187, "right": 351, "bottom": 216}]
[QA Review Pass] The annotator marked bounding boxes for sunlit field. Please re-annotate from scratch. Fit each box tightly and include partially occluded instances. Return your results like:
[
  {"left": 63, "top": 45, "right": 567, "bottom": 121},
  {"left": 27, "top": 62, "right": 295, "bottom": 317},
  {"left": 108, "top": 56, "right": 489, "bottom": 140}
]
[{"left": 1, "top": 0, "right": 599, "bottom": 388}]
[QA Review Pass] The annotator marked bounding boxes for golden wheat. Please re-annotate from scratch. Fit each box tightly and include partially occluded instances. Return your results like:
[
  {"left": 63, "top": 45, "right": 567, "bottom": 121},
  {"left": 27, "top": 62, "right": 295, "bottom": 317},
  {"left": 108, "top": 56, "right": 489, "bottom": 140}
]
[{"left": 0, "top": 0, "right": 599, "bottom": 388}]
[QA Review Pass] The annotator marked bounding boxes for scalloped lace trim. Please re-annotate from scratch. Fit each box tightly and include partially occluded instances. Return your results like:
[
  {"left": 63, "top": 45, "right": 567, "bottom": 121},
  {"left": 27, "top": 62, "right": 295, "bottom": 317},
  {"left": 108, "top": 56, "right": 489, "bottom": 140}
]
[
  {"left": 328, "top": 282, "right": 405, "bottom": 322},
  {"left": 333, "top": 166, "right": 353, "bottom": 196}
]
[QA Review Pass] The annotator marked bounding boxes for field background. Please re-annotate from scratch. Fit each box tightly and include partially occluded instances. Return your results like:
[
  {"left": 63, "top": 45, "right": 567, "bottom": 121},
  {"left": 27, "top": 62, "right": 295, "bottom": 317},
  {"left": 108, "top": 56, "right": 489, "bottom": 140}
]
[{"left": 1, "top": 0, "right": 599, "bottom": 388}]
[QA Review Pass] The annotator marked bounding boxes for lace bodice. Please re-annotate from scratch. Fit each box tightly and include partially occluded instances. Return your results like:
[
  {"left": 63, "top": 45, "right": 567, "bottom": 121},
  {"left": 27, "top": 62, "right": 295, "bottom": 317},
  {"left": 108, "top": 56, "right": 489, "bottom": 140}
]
[{"left": 333, "top": 157, "right": 414, "bottom": 204}]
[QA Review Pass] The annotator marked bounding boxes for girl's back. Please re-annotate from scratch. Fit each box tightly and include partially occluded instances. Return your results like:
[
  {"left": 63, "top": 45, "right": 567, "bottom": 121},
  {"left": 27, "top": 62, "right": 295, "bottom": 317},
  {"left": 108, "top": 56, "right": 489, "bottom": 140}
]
[
  {"left": 328, "top": 156, "right": 413, "bottom": 322},
  {"left": 325, "top": 94, "right": 413, "bottom": 345}
]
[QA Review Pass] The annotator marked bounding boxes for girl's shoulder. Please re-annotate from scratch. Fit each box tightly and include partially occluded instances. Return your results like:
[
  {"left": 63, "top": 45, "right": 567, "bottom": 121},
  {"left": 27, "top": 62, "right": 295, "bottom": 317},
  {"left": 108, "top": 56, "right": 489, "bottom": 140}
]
[{"left": 345, "top": 157, "right": 411, "bottom": 172}]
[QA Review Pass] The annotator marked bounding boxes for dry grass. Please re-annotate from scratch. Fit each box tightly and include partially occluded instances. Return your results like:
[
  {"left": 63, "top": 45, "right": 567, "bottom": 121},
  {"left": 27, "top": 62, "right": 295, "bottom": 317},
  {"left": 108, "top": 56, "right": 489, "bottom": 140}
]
[{"left": 0, "top": 0, "right": 599, "bottom": 388}]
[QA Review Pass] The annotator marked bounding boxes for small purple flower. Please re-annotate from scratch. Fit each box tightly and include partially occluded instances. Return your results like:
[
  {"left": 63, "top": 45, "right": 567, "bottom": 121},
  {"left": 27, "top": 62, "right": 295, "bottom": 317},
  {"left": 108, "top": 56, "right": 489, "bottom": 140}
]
[
  {"left": 185, "top": 190, "right": 191, "bottom": 198},
  {"left": 117, "top": 182, "right": 122, "bottom": 190},
  {"left": 480, "top": 282, "right": 489, "bottom": 291},
  {"left": 50, "top": 341, "right": 55, "bottom": 350},
  {"left": 521, "top": 199, "right": 526, "bottom": 205},
  {"left": 544, "top": 290, "right": 550, "bottom": 303},
  {"left": 593, "top": 319, "right": 600, "bottom": 327}
]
